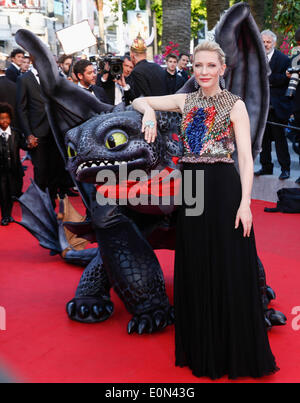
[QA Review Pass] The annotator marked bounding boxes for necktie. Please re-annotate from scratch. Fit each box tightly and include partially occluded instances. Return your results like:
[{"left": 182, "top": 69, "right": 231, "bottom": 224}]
[
  {"left": 0, "top": 132, "right": 11, "bottom": 171},
  {"left": 85, "top": 86, "right": 93, "bottom": 93}
]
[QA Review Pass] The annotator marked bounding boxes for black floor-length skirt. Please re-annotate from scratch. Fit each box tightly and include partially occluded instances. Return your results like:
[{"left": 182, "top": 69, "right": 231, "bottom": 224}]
[{"left": 174, "top": 162, "right": 278, "bottom": 380}]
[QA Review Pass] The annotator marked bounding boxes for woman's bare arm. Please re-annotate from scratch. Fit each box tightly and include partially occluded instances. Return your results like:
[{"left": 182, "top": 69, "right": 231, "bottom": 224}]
[
  {"left": 132, "top": 94, "right": 186, "bottom": 143},
  {"left": 230, "top": 99, "right": 254, "bottom": 237},
  {"left": 132, "top": 93, "right": 186, "bottom": 114}
]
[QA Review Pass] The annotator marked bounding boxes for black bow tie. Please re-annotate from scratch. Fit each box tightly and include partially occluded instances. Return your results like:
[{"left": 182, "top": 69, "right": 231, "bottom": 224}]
[{"left": 85, "top": 86, "right": 93, "bottom": 93}]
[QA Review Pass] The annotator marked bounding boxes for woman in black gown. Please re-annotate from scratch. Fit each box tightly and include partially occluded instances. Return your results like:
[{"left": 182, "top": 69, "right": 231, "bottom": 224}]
[{"left": 133, "top": 40, "right": 278, "bottom": 379}]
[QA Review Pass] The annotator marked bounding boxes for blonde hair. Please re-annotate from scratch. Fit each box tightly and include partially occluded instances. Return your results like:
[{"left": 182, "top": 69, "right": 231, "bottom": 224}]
[{"left": 193, "top": 40, "right": 226, "bottom": 65}]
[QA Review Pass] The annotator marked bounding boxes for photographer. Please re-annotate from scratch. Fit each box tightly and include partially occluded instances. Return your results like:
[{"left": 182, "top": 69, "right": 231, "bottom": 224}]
[
  {"left": 287, "top": 28, "right": 300, "bottom": 184},
  {"left": 97, "top": 55, "right": 134, "bottom": 106}
]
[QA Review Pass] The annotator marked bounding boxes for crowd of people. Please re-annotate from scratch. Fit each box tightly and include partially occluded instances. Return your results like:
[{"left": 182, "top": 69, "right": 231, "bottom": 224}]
[
  {"left": 0, "top": 34, "right": 192, "bottom": 226},
  {"left": 0, "top": 28, "right": 299, "bottom": 227}
]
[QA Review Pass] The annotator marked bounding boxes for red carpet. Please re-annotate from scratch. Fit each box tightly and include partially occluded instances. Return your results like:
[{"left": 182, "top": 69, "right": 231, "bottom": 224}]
[{"left": 1, "top": 159, "right": 300, "bottom": 383}]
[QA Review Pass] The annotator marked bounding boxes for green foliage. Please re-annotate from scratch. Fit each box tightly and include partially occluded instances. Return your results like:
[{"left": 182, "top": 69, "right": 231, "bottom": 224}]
[
  {"left": 191, "top": 0, "right": 207, "bottom": 38},
  {"left": 151, "top": 0, "right": 163, "bottom": 38},
  {"left": 275, "top": 0, "right": 300, "bottom": 45},
  {"left": 263, "top": 0, "right": 275, "bottom": 30}
]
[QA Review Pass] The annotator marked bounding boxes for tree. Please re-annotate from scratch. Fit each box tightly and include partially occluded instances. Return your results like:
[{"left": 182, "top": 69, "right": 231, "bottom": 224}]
[
  {"left": 248, "top": 0, "right": 265, "bottom": 31},
  {"left": 206, "top": 0, "right": 229, "bottom": 30},
  {"left": 95, "top": 0, "right": 106, "bottom": 54},
  {"left": 161, "top": 0, "right": 192, "bottom": 53}
]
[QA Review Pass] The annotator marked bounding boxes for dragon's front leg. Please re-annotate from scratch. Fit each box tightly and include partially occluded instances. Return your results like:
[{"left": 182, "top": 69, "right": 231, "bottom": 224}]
[
  {"left": 66, "top": 250, "right": 114, "bottom": 323},
  {"left": 92, "top": 203, "right": 174, "bottom": 334}
]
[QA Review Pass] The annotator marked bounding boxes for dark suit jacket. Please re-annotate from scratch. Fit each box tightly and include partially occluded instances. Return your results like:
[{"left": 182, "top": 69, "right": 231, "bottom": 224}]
[
  {"left": 269, "top": 49, "right": 292, "bottom": 121},
  {"left": 0, "top": 127, "right": 27, "bottom": 179},
  {"left": 96, "top": 74, "right": 133, "bottom": 105},
  {"left": 130, "top": 59, "right": 168, "bottom": 99},
  {"left": 165, "top": 70, "right": 186, "bottom": 94},
  {"left": 5, "top": 63, "right": 21, "bottom": 83},
  {"left": 16, "top": 71, "right": 51, "bottom": 138},
  {"left": 91, "top": 85, "right": 110, "bottom": 104},
  {"left": 0, "top": 76, "right": 17, "bottom": 127},
  {"left": 177, "top": 69, "right": 189, "bottom": 83}
]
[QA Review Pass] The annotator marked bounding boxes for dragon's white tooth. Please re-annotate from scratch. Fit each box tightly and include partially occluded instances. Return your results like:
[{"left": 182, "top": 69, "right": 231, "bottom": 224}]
[
  {"left": 100, "top": 162, "right": 105, "bottom": 166},
  {"left": 115, "top": 161, "right": 120, "bottom": 165}
]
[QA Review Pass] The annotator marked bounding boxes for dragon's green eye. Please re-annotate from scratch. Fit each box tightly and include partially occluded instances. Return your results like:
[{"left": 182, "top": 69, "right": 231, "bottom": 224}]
[
  {"left": 67, "top": 144, "right": 77, "bottom": 158},
  {"left": 105, "top": 132, "right": 128, "bottom": 149}
]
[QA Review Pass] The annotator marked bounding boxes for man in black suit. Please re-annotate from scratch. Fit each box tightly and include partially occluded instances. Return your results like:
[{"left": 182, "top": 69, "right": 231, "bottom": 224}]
[
  {"left": 58, "top": 54, "right": 73, "bottom": 78},
  {"left": 97, "top": 55, "right": 134, "bottom": 105},
  {"left": 164, "top": 54, "right": 186, "bottom": 94},
  {"left": 177, "top": 53, "right": 190, "bottom": 83},
  {"left": 73, "top": 60, "right": 109, "bottom": 103},
  {"left": 255, "top": 30, "right": 292, "bottom": 180},
  {"left": 0, "top": 56, "right": 18, "bottom": 128},
  {"left": 130, "top": 34, "right": 168, "bottom": 99},
  {"left": 5, "top": 48, "right": 25, "bottom": 83},
  {"left": 16, "top": 63, "right": 70, "bottom": 205}
]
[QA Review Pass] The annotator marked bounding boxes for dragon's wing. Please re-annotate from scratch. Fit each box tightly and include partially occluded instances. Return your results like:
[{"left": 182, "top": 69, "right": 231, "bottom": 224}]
[
  {"left": 178, "top": 2, "right": 270, "bottom": 160},
  {"left": 15, "top": 182, "right": 98, "bottom": 265},
  {"left": 15, "top": 181, "right": 61, "bottom": 253}
]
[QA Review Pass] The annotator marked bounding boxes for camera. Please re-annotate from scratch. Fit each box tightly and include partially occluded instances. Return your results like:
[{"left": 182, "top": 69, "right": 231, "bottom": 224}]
[
  {"left": 96, "top": 56, "right": 123, "bottom": 80},
  {"left": 286, "top": 66, "right": 300, "bottom": 98},
  {"left": 286, "top": 50, "right": 300, "bottom": 98}
]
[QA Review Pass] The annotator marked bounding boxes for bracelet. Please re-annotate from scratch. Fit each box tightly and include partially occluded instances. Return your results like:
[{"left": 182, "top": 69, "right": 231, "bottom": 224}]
[{"left": 144, "top": 120, "right": 155, "bottom": 129}]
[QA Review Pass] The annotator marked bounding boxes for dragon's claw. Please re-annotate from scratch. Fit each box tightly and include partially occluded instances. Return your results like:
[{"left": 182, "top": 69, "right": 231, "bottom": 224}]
[
  {"left": 66, "top": 297, "right": 114, "bottom": 324},
  {"left": 128, "top": 306, "right": 175, "bottom": 335}
]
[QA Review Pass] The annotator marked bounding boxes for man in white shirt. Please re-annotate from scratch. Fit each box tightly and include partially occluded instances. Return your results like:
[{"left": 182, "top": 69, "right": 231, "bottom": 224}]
[
  {"left": 176, "top": 53, "right": 190, "bottom": 83},
  {"left": 255, "top": 30, "right": 292, "bottom": 180},
  {"left": 73, "top": 59, "right": 108, "bottom": 103},
  {"left": 5, "top": 49, "right": 25, "bottom": 83}
]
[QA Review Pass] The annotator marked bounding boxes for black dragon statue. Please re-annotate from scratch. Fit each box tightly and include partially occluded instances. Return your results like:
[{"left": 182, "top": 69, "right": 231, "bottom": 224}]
[{"left": 15, "top": 3, "right": 286, "bottom": 334}]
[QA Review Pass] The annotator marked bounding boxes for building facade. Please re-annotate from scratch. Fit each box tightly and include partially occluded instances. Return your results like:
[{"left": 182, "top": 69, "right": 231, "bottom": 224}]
[{"left": 0, "top": 0, "right": 99, "bottom": 56}]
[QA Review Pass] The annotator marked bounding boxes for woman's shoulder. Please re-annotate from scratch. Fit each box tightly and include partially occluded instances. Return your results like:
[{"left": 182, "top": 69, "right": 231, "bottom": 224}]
[
  {"left": 222, "top": 90, "right": 245, "bottom": 114},
  {"left": 230, "top": 97, "right": 248, "bottom": 122},
  {"left": 222, "top": 89, "right": 242, "bottom": 103}
]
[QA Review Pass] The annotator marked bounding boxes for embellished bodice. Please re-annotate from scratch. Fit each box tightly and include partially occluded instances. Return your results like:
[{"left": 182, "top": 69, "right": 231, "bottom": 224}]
[{"left": 180, "top": 89, "right": 241, "bottom": 163}]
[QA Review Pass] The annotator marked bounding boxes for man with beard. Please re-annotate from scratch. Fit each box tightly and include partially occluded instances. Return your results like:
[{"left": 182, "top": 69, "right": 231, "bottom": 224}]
[{"left": 73, "top": 59, "right": 109, "bottom": 103}]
